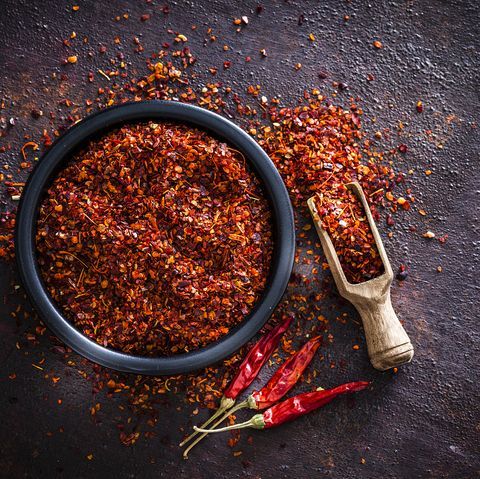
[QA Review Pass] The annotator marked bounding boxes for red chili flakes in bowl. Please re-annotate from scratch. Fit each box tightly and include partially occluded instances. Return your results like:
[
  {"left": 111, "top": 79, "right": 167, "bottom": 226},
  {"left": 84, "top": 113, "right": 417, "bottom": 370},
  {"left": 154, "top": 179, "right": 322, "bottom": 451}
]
[{"left": 36, "top": 122, "right": 273, "bottom": 356}]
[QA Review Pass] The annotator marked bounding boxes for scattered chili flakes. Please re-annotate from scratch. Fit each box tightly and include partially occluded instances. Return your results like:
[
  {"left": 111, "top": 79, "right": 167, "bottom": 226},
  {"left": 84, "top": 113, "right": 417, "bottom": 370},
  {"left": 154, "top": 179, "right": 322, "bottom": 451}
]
[
  {"left": 396, "top": 264, "right": 408, "bottom": 281},
  {"left": 259, "top": 99, "right": 393, "bottom": 211},
  {"left": 0, "top": 25, "right": 420, "bottom": 449},
  {"left": 21, "top": 141, "right": 39, "bottom": 160},
  {"left": 175, "top": 34, "right": 188, "bottom": 43}
]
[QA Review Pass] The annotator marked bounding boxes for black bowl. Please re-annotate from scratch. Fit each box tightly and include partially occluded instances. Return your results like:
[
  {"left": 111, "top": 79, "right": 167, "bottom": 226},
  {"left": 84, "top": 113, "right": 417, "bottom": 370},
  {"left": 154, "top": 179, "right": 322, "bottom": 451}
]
[{"left": 15, "top": 101, "right": 295, "bottom": 375}]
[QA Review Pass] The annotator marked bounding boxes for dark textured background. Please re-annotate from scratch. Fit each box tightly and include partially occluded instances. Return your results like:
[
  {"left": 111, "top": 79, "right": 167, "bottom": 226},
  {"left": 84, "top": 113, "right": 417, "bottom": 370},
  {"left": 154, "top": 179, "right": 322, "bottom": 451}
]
[{"left": 0, "top": 1, "right": 479, "bottom": 478}]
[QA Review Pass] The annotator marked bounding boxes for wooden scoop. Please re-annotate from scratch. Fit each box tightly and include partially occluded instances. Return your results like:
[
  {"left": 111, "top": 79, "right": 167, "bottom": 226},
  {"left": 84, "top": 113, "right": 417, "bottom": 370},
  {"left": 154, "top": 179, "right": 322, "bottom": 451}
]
[{"left": 307, "top": 182, "right": 414, "bottom": 371}]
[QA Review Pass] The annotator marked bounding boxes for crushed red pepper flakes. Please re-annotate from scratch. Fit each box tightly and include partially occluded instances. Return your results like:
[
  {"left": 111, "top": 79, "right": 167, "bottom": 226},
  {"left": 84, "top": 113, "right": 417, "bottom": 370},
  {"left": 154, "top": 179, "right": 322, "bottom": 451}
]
[
  {"left": 313, "top": 186, "right": 384, "bottom": 284},
  {"left": 36, "top": 122, "right": 273, "bottom": 356},
  {"left": 397, "top": 264, "right": 408, "bottom": 281},
  {"left": 0, "top": 24, "right": 428, "bottom": 448},
  {"left": 258, "top": 99, "right": 394, "bottom": 212}
]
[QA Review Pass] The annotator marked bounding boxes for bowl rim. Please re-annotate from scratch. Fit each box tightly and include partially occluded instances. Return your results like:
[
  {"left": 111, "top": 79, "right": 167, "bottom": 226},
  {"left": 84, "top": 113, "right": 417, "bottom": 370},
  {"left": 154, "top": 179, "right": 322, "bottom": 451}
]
[{"left": 15, "top": 100, "right": 295, "bottom": 375}]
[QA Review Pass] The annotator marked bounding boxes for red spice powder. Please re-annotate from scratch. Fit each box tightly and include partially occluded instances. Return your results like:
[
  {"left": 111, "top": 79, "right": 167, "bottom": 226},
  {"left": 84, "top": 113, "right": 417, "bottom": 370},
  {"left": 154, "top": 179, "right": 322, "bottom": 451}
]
[{"left": 36, "top": 121, "right": 273, "bottom": 356}]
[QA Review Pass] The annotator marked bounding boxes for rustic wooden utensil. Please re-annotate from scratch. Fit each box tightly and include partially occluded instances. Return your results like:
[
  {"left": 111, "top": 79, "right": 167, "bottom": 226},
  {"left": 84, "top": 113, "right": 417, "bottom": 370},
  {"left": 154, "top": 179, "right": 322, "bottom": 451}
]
[{"left": 307, "top": 182, "right": 414, "bottom": 371}]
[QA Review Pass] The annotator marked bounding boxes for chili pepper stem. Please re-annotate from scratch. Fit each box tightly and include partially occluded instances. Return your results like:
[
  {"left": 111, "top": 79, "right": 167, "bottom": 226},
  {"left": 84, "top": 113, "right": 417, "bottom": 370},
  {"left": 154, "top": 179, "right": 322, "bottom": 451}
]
[
  {"left": 208, "top": 400, "right": 250, "bottom": 430},
  {"left": 193, "top": 414, "right": 265, "bottom": 433},
  {"left": 179, "top": 396, "right": 235, "bottom": 447},
  {"left": 182, "top": 400, "right": 249, "bottom": 459},
  {"left": 179, "top": 407, "right": 226, "bottom": 447}
]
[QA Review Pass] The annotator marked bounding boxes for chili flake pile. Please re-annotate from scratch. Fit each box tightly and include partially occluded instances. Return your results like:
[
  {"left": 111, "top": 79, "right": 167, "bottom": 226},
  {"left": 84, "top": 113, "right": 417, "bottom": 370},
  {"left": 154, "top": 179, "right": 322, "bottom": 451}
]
[
  {"left": 258, "top": 99, "right": 393, "bottom": 283},
  {"left": 36, "top": 122, "right": 273, "bottom": 355},
  {"left": 259, "top": 100, "right": 391, "bottom": 209},
  {"left": 312, "top": 185, "right": 384, "bottom": 283}
]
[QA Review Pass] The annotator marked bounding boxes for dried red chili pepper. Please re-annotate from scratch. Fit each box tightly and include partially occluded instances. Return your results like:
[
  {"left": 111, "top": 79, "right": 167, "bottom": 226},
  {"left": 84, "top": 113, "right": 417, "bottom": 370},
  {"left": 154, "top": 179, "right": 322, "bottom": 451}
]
[
  {"left": 248, "top": 335, "right": 322, "bottom": 409},
  {"left": 182, "top": 333, "right": 320, "bottom": 457},
  {"left": 194, "top": 381, "right": 370, "bottom": 433},
  {"left": 180, "top": 316, "right": 292, "bottom": 450},
  {"left": 223, "top": 316, "right": 294, "bottom": 400}
]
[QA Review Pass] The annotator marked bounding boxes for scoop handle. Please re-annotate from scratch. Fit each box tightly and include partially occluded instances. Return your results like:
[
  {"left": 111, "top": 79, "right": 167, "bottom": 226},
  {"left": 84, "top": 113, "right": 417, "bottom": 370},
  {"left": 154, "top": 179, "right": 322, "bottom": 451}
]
[{"left": 352, "top": 292, "right": 414, "bottom": 371}]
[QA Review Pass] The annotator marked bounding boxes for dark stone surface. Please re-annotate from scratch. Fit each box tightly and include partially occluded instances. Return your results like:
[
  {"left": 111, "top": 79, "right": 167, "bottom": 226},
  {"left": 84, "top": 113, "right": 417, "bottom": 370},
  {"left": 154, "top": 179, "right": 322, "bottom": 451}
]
[{"left": 0, "top": 0, "right": 478, "bottom": 478}]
